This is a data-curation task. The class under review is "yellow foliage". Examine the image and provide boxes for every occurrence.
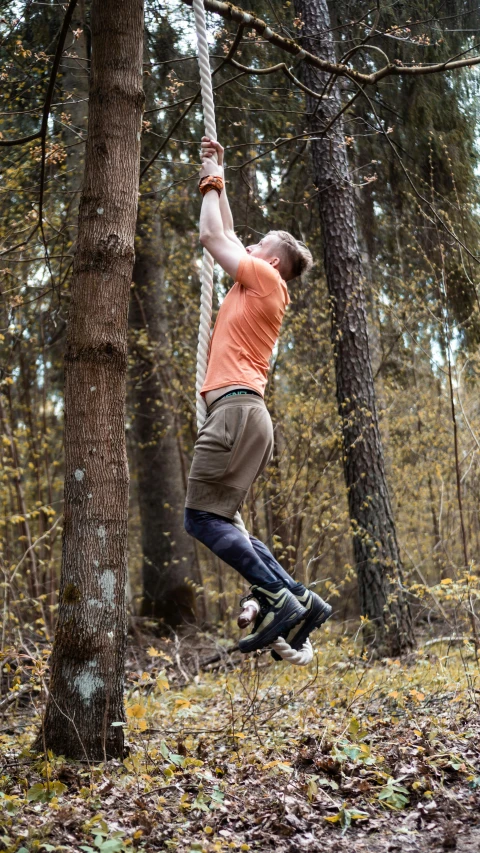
[126,703,146,719]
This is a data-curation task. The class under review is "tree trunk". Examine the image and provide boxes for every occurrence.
[129,200,198,624]
[37,0,144,760]
[295,0,415,655]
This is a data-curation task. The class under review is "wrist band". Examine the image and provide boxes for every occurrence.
[199,175,224,197]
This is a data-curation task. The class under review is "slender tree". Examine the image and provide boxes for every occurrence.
[294,0,415,655]
[37,0,144,759]
[126,23,200,624]
[130,198,198,623]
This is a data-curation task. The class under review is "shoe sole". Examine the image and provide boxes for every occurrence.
[238,601,308,654]
[271,600,332,661]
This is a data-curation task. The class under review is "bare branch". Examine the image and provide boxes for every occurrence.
[230,87,364,172]
[228,56,329,100]
[181,0,480,85]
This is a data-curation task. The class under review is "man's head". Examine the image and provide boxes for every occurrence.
[245,231,313,282]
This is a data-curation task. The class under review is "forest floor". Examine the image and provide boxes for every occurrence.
[1,622,480,853]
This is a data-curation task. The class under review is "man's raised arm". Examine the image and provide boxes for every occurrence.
[199,139,247,281]
[201,137,245,249]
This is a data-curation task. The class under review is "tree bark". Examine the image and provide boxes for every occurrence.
[129,200,198,624]
[37,0,144,759]
[295,0,415,655]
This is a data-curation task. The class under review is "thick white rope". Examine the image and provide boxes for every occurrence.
[192,0,218,432]
[272,636,314,666]
[192,0,312,665]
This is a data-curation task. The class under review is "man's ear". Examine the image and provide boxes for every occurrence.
[269,257,280,270]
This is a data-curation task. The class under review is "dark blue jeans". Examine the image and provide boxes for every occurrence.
[184,508,305,593]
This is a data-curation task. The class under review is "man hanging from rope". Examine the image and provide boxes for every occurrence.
[184,137,332,655]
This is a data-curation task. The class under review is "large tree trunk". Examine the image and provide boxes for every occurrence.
[295,0,415,655]
[37,0,144,760]
[129,200,198,624]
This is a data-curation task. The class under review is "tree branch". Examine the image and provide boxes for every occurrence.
[181,0,480,85]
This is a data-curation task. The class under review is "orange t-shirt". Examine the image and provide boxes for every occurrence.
[201,254,290,398]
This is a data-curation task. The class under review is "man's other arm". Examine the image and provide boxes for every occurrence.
[220,182,245,249]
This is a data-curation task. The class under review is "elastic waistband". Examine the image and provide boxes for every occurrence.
[212,388,262,405]
[207,392,266,415]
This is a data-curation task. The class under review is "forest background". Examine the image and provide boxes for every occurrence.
[2,0,480,851]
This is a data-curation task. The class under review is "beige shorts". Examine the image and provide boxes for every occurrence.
[185,394,274,519]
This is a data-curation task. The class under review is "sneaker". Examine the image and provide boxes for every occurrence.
[238,585,308,654]
[271,588,332,661]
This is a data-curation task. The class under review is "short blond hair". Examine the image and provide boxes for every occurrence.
[267,230,314,281]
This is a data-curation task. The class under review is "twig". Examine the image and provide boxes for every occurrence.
[0,683,32,712]
[424,636,466,647]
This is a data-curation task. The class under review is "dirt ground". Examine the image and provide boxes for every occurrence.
[1,623,480,852]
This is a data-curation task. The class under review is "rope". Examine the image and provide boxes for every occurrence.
[192,0,217,432]
[272,636,314,666]
[192,0,312,666]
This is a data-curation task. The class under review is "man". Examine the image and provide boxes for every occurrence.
[184,137,331,655]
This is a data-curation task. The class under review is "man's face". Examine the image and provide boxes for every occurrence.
[245,235,280,269]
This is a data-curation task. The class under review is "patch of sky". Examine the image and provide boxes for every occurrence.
[36,357,52,389]
[266,164,282,196]
[256,171,270,197]
[48,392,63,419]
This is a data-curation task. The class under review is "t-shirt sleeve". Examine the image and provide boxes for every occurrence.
[236,255,282,297]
